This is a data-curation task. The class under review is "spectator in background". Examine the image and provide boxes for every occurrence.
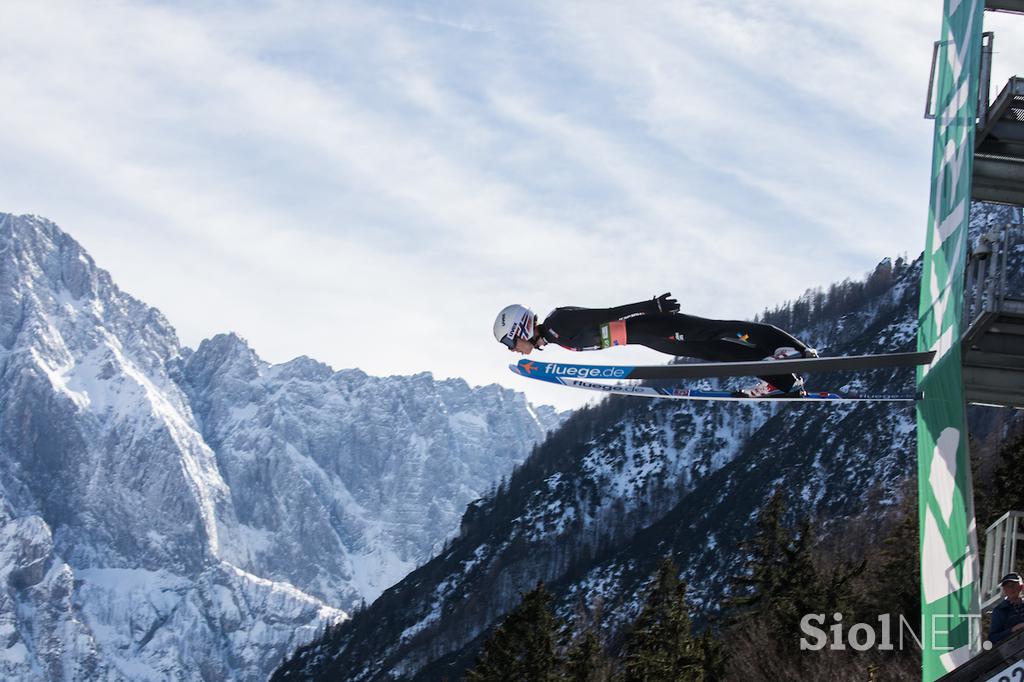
[989,573,1024,645]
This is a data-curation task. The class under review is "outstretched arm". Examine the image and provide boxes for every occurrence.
[541,294,680,346]
[601,293,680,321]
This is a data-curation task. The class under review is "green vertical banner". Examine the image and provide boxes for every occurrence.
[917,0,985,679]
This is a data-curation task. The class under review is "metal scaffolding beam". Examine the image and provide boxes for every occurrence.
[973,77,1024,205]
[986,0,1024,14]
[962,224,1024,409]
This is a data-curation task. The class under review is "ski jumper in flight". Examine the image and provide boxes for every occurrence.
[493,293,818,397]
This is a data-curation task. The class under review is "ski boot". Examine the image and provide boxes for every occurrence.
[771,346,819,360]
[736,376,806,398]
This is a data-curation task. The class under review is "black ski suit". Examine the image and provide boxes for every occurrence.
[537,300,808,391]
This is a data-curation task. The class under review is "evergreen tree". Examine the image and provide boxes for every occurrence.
[561,597,611,682]
[727,491,808,620]
[619,558,699,682]
[727,490,863,660]
[693,629,727,682]
[861,484,919,633]
[466,582,563,682]
[563,628,609,682]
[988,433,1024,528]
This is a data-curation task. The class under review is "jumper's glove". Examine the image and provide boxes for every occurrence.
[654,292,680,314]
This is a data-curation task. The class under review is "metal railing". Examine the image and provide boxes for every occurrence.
[978,32,995,129]
[925,32,994,122]
[982,511,1024,609]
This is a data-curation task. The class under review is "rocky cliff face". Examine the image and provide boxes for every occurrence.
[0,213,560,681]
[178,331,562,606]
[273,203,1023,681]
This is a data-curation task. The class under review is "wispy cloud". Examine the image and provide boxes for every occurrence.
[0,0,1014,409]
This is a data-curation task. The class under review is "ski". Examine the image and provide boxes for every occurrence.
[511,350,933,382]
[509,363,920,402]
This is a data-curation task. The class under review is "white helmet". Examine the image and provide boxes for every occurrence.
[493,304,536,350]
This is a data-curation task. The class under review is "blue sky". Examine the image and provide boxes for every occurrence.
[1,1,1021,410]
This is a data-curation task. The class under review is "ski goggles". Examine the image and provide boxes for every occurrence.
[500,320,530,350]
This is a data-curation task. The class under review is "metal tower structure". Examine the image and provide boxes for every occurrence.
[920,1,1023,680]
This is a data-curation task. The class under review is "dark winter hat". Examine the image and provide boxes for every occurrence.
[1000,573,1023,585]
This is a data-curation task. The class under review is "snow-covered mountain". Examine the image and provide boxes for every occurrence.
[0,213,562,681]
[274,204,1023,681]
[179,332,563,605]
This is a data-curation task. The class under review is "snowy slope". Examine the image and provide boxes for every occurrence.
[0,213,561,681]
[275,203,1023,681]
[179,332,562,606]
